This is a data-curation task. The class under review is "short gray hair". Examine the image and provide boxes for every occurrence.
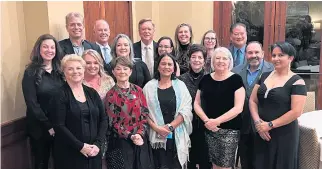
[211,47,234,71]
[65,12,84,25]
[110,34,135,62]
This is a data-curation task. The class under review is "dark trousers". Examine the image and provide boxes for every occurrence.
[29,134,53,169]
[239,133,254,169]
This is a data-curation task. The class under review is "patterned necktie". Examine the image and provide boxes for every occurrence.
[235,49,241,67]
[145,46,153,77]
[103,47,111,64]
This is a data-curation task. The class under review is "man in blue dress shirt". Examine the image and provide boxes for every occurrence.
[229,23,248,67]
[232,41,274,169]
[93,19,113,76]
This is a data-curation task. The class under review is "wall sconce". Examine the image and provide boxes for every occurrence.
[312,21,321,30]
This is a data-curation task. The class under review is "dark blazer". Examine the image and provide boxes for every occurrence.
[59,38,113,76]
[232,60,274,134]
[228,44,248,67]
[133,40,158,61]
[50,83,108,169]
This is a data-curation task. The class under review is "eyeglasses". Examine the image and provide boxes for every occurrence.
[204,37,216,42]
[158,45,171,49]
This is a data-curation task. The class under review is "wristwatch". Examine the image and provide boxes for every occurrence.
[268,121,274,128]
[167,124,174,132]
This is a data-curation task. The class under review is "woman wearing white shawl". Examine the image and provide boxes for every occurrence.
[143,53,193,169]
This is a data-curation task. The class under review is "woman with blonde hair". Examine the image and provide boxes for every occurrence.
[194,47,245,169]
[174,23,194,74]
[82,49,115,100]
[51,54,108,169]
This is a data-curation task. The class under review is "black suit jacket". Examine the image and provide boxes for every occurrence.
[59,38,113,76]
[133,41,158,60]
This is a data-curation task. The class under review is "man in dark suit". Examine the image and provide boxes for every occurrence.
[229,23,248,67]
[59,12,102,58]
[93,19,113,76]
[232,41,274,169]
[133,18,158,77]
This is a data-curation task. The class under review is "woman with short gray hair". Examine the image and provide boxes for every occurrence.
[194,47,245,169]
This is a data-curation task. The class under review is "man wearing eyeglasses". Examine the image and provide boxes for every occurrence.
[133,18,158,77]
[229,23,248,67]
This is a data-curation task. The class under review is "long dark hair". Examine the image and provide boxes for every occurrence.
[26,34,63,85]
[154,53,177,80]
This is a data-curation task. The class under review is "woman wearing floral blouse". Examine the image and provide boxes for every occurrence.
[104,56,154,169]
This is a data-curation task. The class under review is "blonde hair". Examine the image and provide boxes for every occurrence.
[211,47,234,71]
[138,18,155,29]
[65,12,84,25]
[82,49,109,77]
[61,54,86,71]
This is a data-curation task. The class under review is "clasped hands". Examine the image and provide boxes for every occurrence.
[80,143,100,157]
[204,118,221,132]
[156,125,171,139]
[255,120,271,141]
[130,134,144,146]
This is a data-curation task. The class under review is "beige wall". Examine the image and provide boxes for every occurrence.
[1,1,83,123]
[1,1,28,123]
[132,1,214,44]
[1,1,212,123]
[47,1,84,40]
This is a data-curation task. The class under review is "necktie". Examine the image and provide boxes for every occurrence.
[235,49,241,67]
[103,47,111,64]
[145,46,153,77]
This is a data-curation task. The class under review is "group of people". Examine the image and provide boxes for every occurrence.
[22,11,308,169]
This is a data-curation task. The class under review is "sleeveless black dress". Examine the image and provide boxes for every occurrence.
[254,72,307,169]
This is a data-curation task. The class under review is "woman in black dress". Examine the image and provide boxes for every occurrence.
[174,23,193,74]
[194,47,245,169]
[249,42,307,169]
[178,44,211,169]
[22,34,64,169]
[51,54,108,169]
[143,53,193,169]
[110,34,151,88]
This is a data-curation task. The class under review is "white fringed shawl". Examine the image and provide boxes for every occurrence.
[143,79,193,169]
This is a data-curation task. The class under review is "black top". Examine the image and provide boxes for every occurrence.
[176,44,191,74]
[78,101,90,123]
[50,83,108,169]
[198,73,244,130]
[257,72,307,122]
[158,86,176,124]
[22,68,64,139]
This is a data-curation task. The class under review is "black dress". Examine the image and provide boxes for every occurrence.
[153,86,181,169]
[51,83,108,169]
[179,70,211,169]
[254,72,307,169]
[198,73,244,167]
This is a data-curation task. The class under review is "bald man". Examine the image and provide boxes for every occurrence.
[93,19,113,75]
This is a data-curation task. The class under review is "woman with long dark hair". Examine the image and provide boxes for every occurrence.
[22,34,64,169]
